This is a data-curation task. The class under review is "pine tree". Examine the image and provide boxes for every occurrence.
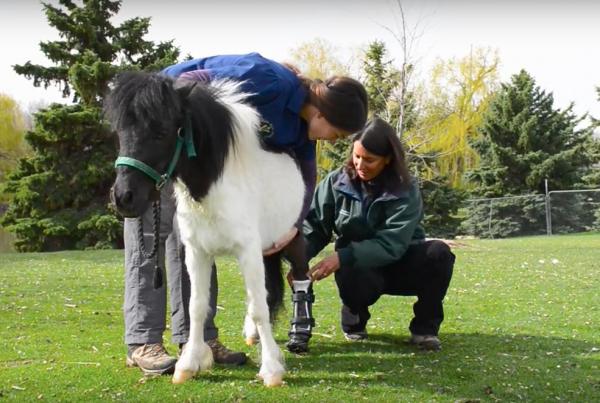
[469,70,596,195]
[462,70,599,237]
[1,0,179,251]
[363,41,400,117]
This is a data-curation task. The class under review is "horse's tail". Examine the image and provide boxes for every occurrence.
[263,252,285,321]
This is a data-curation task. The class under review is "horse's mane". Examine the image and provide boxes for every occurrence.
[105,71,244,201]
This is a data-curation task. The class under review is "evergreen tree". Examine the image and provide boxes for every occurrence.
[1,0,179,251]
[363,41,400,117]
[462,70,599,237]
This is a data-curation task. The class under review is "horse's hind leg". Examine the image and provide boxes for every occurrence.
[238,244,285,387]
[172,246,214,384]
[284,233,314,354]
[285,231,310,281]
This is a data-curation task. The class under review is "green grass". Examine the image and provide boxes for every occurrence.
[1,234,598,402]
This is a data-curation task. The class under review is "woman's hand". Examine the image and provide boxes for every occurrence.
[309,253,340,281]
[263,228,298,256]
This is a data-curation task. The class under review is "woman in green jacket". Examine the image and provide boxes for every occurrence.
[304,118,455,350]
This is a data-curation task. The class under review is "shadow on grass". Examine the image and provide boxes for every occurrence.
[155,332,598,401]
[278,332,599,400]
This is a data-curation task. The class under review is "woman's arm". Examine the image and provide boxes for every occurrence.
[303,171,338,260]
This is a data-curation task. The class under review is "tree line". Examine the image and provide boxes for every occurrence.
[1,0,599,251]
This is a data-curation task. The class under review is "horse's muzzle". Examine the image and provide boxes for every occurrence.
[111,181,153,218]
[112,187,139,218]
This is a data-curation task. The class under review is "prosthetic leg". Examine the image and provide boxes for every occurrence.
[283,233,314,354]
[287,279,314,353]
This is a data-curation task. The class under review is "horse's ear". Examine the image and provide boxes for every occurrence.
[173,78,196,102]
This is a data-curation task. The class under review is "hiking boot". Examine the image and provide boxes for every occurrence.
[410,334,442,351]
[343,330,368,341]
[126,343,177,375]
[206,339,247,365]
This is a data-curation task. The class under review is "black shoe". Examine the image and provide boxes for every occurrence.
[286,290,315,354]
[343,330,368,342]
[409,334,441,351]
[341,305,370,339]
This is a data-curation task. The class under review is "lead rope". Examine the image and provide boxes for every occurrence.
[136,199,163,289]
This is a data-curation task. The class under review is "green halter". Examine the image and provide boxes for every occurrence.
[114,113,197,190]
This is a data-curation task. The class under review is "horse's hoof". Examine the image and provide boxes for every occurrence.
[172,369,195,384]
[245,337,258,346]
[262,374,283,387]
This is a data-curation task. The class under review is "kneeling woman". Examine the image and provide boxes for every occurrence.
[304,118,455,350]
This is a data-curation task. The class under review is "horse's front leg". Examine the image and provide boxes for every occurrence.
[238,244,285,387]
[172,246,214,384]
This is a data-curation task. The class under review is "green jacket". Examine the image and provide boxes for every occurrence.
[303,168,426,271]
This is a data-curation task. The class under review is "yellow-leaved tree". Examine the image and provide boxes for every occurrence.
[409,48,499,188]
[0,94,29,200]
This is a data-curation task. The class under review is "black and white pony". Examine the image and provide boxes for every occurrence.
[106,72,307,386]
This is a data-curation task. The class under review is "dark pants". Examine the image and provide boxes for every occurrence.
[334,240,455,336]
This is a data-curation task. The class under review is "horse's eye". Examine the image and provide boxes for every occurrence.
[148,122,169,141]
[151,129,170,141]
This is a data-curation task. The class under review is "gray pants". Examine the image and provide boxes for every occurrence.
[123,182,218,345]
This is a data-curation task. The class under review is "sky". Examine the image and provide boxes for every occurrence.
[1,0,599,121]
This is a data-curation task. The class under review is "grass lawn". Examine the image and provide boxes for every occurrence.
[0,233,598,402]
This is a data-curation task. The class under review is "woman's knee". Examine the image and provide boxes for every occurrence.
[426,240,455,276]
[334,267,383,307]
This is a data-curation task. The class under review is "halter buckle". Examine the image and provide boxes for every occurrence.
[156,175,168,191]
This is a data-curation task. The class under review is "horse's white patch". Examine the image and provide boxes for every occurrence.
[172,79,304,386]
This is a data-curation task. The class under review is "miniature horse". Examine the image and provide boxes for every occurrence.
[106,72,309,386]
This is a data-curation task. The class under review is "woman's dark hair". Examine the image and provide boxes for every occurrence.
[345,117,411,191]
[282,63,368,133]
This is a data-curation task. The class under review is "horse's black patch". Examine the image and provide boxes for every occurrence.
[105,71,236,205]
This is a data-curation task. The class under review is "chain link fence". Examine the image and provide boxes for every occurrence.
[459,189,600,238]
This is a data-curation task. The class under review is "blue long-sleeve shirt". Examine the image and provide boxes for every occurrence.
[162,52,315,161]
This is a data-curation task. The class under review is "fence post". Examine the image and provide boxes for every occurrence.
[545,179,552,235]
[488,199,494,239]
